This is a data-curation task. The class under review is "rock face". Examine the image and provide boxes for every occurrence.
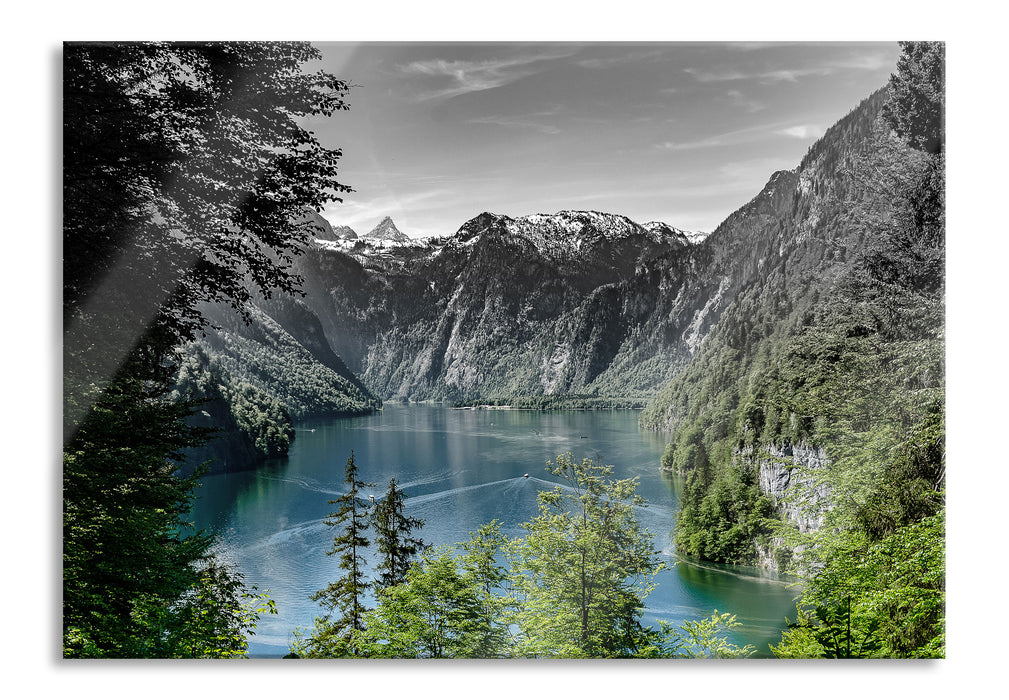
[364,216,411,243]
[332,225,358,240]
[748,442,833,572]
[291,209,712,401]
[757,442,832,534]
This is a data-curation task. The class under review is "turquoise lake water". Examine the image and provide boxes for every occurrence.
[191,404,799,657]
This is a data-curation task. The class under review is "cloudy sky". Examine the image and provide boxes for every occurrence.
[303,42,901,238]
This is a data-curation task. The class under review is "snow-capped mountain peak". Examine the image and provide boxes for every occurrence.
[364,216,411,243]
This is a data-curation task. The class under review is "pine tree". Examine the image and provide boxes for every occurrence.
[372,477,426,590]
[308,451,375,655]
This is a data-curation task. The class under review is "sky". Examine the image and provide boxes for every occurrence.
[303,42,902,238]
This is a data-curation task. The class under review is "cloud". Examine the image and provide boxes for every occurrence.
[684,50,894,85]
[653,120,776,152]
[726,89,765,113]
[654,136,727,152]
[466,106,563,135]
[654,116,826,153]
[573,48,664,70]
[322,186,455,236]
[685,66,822,84]
[776,124,824,139]
[467,115,561,135]
[398,49,575,101]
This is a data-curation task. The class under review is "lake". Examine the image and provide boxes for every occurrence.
[191,404,799,657]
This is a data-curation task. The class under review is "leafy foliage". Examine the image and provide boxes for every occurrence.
[63,41,348,657]
[64,42,351,405]
[505,454,664,658]
[641,611,756,659]
[355,544,509,658]
[62,368,275,657]
[641,43,945,658]
[290,457,755,659]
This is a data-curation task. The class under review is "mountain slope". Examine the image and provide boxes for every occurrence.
[364,216,411,243]
[293,209,709,402]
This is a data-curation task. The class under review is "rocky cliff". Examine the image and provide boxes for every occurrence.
[288,204,806,403]
[757,442,832,533]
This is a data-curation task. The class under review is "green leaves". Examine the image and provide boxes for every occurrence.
[506,454,663,658]
[359,548,502,659]
[63,370,274,658]
[648,611,756,659]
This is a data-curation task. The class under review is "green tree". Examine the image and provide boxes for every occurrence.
[639,611,756,659]
[506,454,664,658]
[62,371,275,657]
[882,41,945,154]
[771,41,945,658]
[356,547,504,658]
[372,477,426,590]
[63,41,351,657]
[306,451,375,656]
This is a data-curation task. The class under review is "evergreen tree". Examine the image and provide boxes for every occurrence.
[882,41,944,154]
[307,451,375,656]
[770,41,945,658]
[372,477,426,590]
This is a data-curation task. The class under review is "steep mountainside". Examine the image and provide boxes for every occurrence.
[364,216,411,242]
[197,298,381,419]
[639,76,943,598]
[640,89,888,432]
[172,295,382,471]
[291,93,883,407]
[293,209,714,401]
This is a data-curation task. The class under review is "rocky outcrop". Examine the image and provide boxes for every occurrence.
[747,442,833,572]
[757,442,832,533]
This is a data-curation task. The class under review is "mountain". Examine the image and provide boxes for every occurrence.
[189,89,895,455]
[289,209,710,402]
[287,116,882,407]
[364,216,411,243]
[332,225,358,240]
[173,294,382,472]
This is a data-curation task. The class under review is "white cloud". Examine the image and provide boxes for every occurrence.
[398,49,575,101]
[322,187,455,237]
[573,49,664,70]
[684,50,894,85]
[467,115,561,134]
[685,66,822,84]
[726,89,765,113]
[776,124,824,139]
